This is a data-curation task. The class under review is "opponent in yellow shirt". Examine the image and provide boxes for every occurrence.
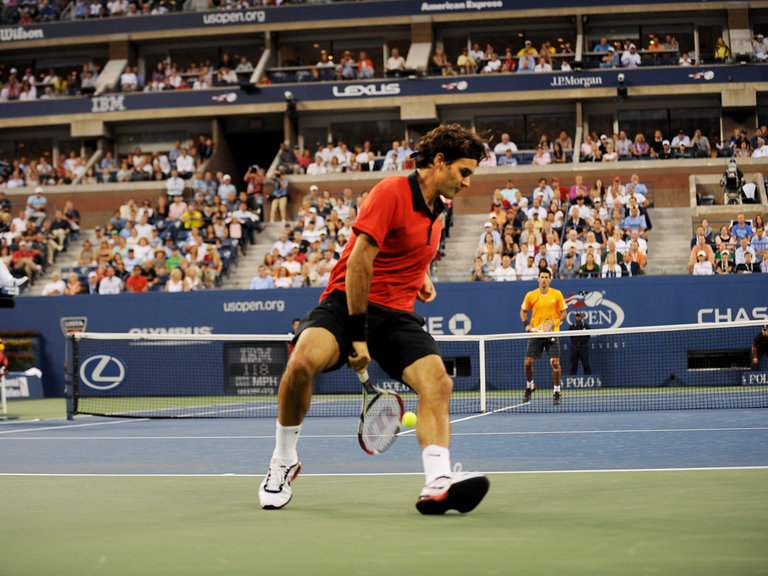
[519,268,567,405]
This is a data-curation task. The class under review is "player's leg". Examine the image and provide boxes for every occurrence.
[524,338,542,402]
[261,319,343,510]
[401,354,489,515]
[402,353,452,449]
[371,310,488,514]
[277,327,340,425]
[550,347,562,406]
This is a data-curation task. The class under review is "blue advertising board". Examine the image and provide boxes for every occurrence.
[1,274,766,397]
[0,0,695,44]
[1,65,766,121]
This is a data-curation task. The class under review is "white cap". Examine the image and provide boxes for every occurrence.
[309,185,319,192]
[223,174,231,181]
[698,250,706,257]
[484,221,493,227]
[663,140,670,146]
[34,186,43,193]
[309,207,317,213]
[600,134,608,140]
[630,43,636,49]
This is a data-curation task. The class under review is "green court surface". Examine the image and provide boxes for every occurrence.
[1,469,766,576]
[1,398,65,421]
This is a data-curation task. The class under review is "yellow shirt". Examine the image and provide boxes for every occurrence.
[521,288,567,331]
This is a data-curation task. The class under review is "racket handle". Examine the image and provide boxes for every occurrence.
[357,370,369,383]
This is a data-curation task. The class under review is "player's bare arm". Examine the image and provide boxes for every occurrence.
[346,232,379,372]
[417,272,437,303]
[521,307,532,332]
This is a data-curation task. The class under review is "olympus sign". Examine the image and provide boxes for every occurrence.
[332,83,401,98]
[79,355,126,391]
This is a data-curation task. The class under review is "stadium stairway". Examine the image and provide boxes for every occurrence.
[645,207,691,276]
[23,231,93,296]
[432,213,489,283]
[219,223,284,290]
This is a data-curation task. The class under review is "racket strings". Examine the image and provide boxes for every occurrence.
[360,395,402,453]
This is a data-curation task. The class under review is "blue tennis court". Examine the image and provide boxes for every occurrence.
[2,408,766,475]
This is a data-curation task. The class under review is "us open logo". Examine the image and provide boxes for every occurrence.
[565,291,625,329]
[79,355,126,391]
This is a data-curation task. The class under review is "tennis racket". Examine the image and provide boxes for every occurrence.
[532,317,556,333]
[357,370,405,455]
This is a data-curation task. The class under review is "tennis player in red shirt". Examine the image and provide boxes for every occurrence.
[260,124,490,514]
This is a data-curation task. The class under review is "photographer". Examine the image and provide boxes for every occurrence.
[269,170,289,224]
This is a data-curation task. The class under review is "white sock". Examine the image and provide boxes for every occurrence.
[422,444,451,484]
[526,381,534,389]
[271,421,302,465]
[554,385,561,393]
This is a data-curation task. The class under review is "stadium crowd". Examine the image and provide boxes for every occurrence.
[5,27,768,102]
[0,135,213,187]
[688,213,768,275]
[470,172,654,281]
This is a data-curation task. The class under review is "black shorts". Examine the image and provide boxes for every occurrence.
[294,290,440,382]
[525,335,561,360]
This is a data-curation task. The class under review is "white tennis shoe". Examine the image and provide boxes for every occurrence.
[416,463,489,515]
[259,458,302,510]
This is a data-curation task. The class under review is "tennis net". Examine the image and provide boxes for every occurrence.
[66,320,768,419]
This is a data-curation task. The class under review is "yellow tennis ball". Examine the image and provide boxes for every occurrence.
[402,411,417,428]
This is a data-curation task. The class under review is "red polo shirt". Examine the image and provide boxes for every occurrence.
[321,172,443,312]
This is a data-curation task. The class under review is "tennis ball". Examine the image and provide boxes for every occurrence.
[402,411,417,428]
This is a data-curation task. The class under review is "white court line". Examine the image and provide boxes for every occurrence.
[0,418,149,435]
[1,466,767,478]
[3,427,767,441]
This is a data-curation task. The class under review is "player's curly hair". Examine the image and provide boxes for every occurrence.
[413,123,488,168]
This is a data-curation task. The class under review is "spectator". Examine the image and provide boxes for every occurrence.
[386,47,406,75]
[621,43,642,67]
[165,267,188,292]
[750,224,768,264]
[270,171,290,224]
[731,213,753,242]
[715,249,734,274]
[41,271,66,296]
[470,256,489,281]
[559,250,579,279]
[98,265,122,294]
[491,253,517,281]
[601,252,623,277]
[734,236,756,265]
[630,133,651,157]
[736,251,759,274]
[25,186,48,227]
[624,240,646,275]
[126,265,149,292]
[688,232,716,273]
[175,148,195,179]
[64,272,84,295]
[714,37,730,63]
[166,168,185,199]
[250,265,275,289]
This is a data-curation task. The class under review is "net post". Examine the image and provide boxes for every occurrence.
[65,334,76,420]
[479,336,486,413]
